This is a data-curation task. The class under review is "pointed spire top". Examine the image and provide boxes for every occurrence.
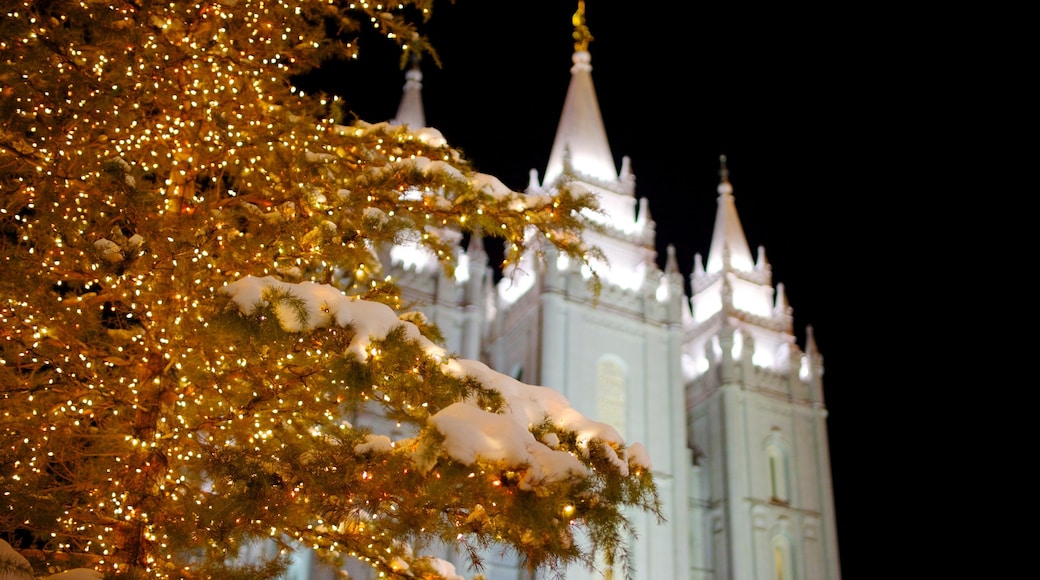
[693,251,705,276]
[775,281,790,312]
[664,243,681,276]
[756,245,769,271]
[718,154,733,196]
[806,324,819,355]
[572,1,593,52]
[466,232,486,258]
[391,53,425,129]
[526,168,540,193]
[636,197,651,227]
[705,155,755,273]
[542,1,616,187]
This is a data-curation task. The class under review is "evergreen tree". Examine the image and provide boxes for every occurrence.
[0,1,660,578]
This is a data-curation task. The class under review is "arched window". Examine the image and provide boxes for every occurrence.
[764,433,791,504]
[596,356,627,437]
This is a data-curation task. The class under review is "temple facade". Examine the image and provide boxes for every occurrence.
[297,4,841,579]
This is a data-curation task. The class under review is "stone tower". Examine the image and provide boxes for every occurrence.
[355,4,842,579]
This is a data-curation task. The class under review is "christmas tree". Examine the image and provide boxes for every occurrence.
[0,1,661,578]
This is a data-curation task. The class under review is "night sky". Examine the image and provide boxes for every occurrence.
[303,2,928,577]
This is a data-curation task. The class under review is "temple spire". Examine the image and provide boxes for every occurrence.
[391,54,425,129]
[705,154,755,274]
[664,243,681,276]
[543,1,617,187]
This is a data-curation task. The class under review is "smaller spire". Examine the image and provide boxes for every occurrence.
[774,281,790,314]
[636,197,651,228]
[620,155,632,179]
[806,324,819,356]
[620,155,635,195]
[572,0,593,52]
[391,54,425,129]
[664,244,681,276]
[466,233,487,260]
[526,168,540,193]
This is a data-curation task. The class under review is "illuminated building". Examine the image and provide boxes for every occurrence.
[309,5,841,580]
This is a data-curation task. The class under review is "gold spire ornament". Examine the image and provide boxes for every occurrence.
[572,0,593,51]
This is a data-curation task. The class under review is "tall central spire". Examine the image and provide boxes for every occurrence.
[542,1,617,187]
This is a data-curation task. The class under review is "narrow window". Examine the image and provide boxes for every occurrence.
[770,454,780,499]
[596,356,626,437]
[766,444,789,503]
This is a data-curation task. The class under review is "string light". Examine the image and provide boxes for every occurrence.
[1,0,650,577]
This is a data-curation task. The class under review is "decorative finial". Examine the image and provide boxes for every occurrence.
[717,154,733,195]
[404,52,422,83]
[572,1,593,52]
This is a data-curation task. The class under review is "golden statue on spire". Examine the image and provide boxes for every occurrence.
[572,0,593,52]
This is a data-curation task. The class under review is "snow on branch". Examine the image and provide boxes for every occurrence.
[221,275,652,484]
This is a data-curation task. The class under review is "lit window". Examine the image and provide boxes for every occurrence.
[772,535,794,580]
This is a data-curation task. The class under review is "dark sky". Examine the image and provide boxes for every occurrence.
[308,2,931,577]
